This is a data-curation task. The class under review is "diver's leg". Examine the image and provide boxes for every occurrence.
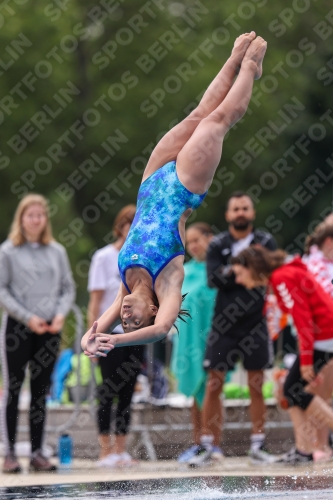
[176,36,267,194]
[142,32,256,182]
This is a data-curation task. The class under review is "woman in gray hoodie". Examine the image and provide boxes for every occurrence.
[0,194,75,473]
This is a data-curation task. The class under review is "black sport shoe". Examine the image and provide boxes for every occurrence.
[276,447,313,465]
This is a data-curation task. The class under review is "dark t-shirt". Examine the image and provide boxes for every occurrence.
[206,229,277,336]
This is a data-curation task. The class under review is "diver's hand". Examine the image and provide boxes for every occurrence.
[84,321,115,358]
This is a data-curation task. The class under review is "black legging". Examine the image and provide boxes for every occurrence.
[2,316,60,453]
[284,349,333,410]
[97,337,144,435]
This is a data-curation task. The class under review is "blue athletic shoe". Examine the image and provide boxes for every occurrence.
[188,445,224,467]
[177,445,201,463]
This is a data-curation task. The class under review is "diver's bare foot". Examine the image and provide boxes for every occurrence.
[230,32,256,67]
[242,36,267,80]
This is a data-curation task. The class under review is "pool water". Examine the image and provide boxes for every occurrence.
[2,476,333,500]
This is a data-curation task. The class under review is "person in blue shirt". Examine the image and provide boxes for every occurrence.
[81,33,268,357]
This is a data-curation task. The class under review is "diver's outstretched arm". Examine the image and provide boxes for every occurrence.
[85,323,168,357]
[84,292,181,354]
[81,282,126,352]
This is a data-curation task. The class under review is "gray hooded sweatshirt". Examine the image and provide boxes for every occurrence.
[0,239,76,326]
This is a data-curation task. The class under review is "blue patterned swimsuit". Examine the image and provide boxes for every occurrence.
[118,161,207,292]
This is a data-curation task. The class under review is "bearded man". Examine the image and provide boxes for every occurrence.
[188,191,277,466]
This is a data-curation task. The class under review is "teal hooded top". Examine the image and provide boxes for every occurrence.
[171,259,216,407]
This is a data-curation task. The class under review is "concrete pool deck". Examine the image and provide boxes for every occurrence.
[1,458,333,487]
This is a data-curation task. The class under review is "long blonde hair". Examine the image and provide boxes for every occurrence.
[8,194,54,246]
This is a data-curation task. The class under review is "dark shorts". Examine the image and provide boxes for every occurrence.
[283,349,333,410]
[203,328,272,372]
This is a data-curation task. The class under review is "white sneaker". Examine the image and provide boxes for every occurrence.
[249,445,277,465]
[118,452,137,467]
[96,453,121,468]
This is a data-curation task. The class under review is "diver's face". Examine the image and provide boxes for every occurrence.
[121,295,157,332]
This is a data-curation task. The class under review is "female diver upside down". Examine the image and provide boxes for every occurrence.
[81,33,267,357]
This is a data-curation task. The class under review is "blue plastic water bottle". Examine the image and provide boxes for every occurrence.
[58,434,73,466]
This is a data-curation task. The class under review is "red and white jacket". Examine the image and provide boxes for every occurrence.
[268,256,333,366]
[303,246,333,297]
